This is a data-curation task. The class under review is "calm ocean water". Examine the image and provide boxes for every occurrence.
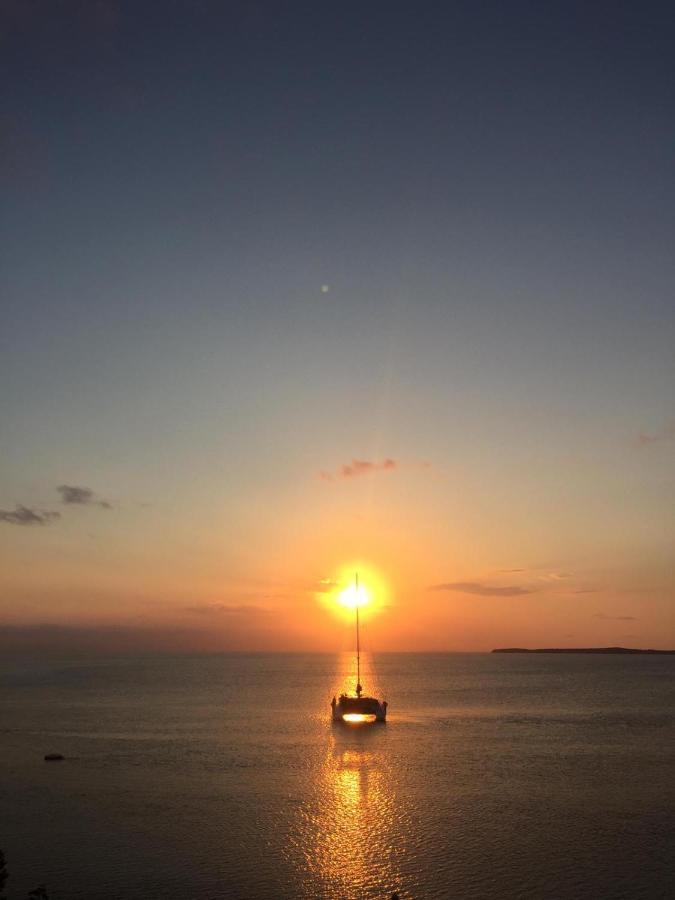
[1,652,674,899]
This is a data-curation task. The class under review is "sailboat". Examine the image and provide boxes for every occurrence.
[331,573,388,723]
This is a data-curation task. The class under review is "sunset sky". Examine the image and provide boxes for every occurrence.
[2,1,674,652]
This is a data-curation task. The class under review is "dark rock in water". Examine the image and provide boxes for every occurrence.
[44,753,64,761]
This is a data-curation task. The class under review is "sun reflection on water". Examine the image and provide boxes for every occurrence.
[299,738,408,898]
[288,654,409,898]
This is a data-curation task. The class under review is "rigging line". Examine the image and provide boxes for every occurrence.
[355,571,360,692]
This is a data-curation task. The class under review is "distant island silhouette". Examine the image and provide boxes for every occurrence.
[492,647,675,654]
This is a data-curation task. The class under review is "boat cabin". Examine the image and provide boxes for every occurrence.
[331,693,387,723]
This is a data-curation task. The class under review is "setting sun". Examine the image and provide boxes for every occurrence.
[317,563,390,622]
[338,581,370,609]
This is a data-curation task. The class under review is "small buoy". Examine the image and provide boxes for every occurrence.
[44,753,64,761]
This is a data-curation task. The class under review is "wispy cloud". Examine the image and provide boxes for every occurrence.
[637,420,675,447]
[593,613,637,621]
[538,571,573,582]
[57,484,112,509]
[496,568,572,581]
[315,577,340,593]
[430,581,534,597]
[0,505,60,526]
[320,458,397,481]
[184,603,271,616]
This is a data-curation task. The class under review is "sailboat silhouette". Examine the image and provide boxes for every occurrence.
[330,573,388,723]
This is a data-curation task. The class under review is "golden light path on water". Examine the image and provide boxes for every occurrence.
[288,652,412,899]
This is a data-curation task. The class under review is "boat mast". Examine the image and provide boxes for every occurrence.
[355,572,362,696]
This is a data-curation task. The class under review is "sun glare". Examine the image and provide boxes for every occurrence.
[316,563,389,621]
[338,584,370,609]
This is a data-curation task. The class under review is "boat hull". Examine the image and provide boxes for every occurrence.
[331,696,387,723]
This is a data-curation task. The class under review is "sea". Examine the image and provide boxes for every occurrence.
[1,652,674,899]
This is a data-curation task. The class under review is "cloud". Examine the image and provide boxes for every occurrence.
[0,504,60,526]
[496,568,572,581]
[57,484,111,509]
[315,578,340,593]
[593,613,637,621]
[637,421,675,447]
[0,621,283,656]
[430,581,534,597]
[320,458,397,481]
[183,603,271,616]
[538,571,573,582]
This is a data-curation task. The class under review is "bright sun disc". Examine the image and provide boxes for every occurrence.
[337,584,370,609]
[316,562,388,621]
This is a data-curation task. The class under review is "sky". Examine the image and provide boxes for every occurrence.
[1,0,674,653]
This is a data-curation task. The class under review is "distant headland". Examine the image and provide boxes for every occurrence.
[492,647,675,654]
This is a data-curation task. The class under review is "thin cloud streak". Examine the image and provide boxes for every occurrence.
[57,484,112,509]
[0,623,272,655]
[637,421,675,447]
[430,581,534,597]
[0,505,60,526]
[183,603,272,616]
[315,578,340,593]
[594,613,637,621]
[320,458,397,481]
